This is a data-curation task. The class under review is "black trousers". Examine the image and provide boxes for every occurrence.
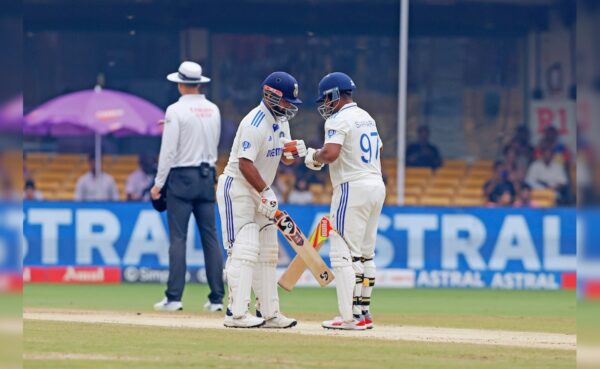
[165,166,224,304]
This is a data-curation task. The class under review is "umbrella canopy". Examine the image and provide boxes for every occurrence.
[24,87,164,137]
[0,95,23,134]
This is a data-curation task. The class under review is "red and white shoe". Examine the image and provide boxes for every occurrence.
[322,317,366,330]
[361,313,374,329]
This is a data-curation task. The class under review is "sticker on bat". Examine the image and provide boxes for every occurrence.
[320,271,330,281]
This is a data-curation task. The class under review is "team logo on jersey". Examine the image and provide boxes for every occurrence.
[272,124,279,132]
[279,132,285,138]
[327,129,336,138]
[242,141,251,151]
[293,83,299,98]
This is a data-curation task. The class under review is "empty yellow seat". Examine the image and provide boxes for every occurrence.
[453,197,484,206]
[419,196,451,206]
[425,187,455,196]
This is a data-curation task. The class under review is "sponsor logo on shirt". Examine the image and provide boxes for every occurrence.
[327,129,336,138]
[268,136,273,142]
[354,120,375,128]
[279,132,285,138]
[242,141,251,151]
[266,147,283,157]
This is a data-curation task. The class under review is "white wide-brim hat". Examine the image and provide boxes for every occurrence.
[167,61,211,84]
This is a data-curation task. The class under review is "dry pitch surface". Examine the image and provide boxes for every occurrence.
[25,308,574,351]
[24,284,576,369]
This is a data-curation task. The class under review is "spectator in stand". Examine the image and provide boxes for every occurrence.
[526,147,568,201]
[534,126,572,167]
[74,154,119,201]
[288,179,314,204]
[406,125,443,169]
[483,161,515,204]
[514,183,533,207]
[125,155,156,201]
[493,187,515,207]
[503,144,527,185]
[23,179,43,200]
[505,125,534,167]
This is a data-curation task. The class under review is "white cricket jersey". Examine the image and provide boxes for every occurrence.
[223,102,290,188]
[155,94,221,188]
[324,102,383,187]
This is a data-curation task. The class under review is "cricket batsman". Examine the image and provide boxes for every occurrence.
[216,72,305,328]
[304,72,385,330]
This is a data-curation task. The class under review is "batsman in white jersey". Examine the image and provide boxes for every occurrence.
[217,72,307,328]
[305,72,386,330]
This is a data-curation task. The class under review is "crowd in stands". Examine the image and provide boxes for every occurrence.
[402,122,574,207]
[21,122,575,208]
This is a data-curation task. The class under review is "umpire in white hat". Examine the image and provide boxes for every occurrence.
[151,61,225,312]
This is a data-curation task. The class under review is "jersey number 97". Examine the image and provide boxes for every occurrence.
[360,131,380,164]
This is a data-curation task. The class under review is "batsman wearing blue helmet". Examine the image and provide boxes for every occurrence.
[305,72,386,330]
[217,72,306,328]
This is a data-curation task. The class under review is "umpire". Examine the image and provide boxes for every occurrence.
[151,61,225,312]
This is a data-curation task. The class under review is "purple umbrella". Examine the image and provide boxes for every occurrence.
[24,87,164,136]
[24,87,165,194]
[0,95,23,134]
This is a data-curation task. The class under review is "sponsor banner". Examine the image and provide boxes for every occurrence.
[23,202,576,290]
[24,266,121,284]
[561,272,576,290]
[416,270,561,290]
[0,273,22,292]
[529,100,576,150]
[121,266,208,284]
[288,268,416,288]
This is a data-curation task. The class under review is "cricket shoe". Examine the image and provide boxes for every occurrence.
[322,317,366,330]
[224,309,265,328]
[257,311,297,329]
[203,301,224,312]
[361,313,374,329]
[153,298,183,312]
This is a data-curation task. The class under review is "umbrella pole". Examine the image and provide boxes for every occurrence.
[95,132,102,198]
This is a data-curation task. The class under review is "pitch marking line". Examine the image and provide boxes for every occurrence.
[24,309,575,351]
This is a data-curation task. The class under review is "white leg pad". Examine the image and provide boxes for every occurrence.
[352,257,364,317]
[253,225,280,319]
[362,257,376,314]
[227,223,259,318]
[329,232,354,321]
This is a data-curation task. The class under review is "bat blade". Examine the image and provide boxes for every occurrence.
[278,216,332,291]
[275,211,334,289]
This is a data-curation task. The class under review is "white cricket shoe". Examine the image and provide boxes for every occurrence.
[322,316,366,330]
[153,298,183,312]
[224,311,265,328]
[203,301,224,312]
[261,313,297,329]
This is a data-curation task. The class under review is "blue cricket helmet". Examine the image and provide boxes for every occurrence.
[316,72,356,102]
[262,71,302,105]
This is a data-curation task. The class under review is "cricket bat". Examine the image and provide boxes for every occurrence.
[274,210,334,288]
[278,216,332,291]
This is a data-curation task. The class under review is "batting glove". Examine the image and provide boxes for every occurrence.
[281,138,307,160]
[305,148,324,171]
[258,186,279,219]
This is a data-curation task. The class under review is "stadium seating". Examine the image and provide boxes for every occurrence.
[24,153,558,208]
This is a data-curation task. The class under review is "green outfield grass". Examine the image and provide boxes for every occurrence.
[24,284,575,333]
[23,284,576,369]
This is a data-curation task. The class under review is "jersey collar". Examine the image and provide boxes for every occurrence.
[338,102,357,113]
[179,94,205,101]
[259,101,277,125]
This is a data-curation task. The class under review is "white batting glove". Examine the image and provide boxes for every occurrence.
[305,148,324,171]
[258,186,279,219]
[281,138,307,160]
